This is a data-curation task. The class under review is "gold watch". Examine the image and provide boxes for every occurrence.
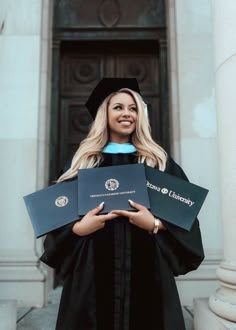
[153,217,161,234]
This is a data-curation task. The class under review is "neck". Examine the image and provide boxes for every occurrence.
[109,141,129,144]
[109,137,130,144]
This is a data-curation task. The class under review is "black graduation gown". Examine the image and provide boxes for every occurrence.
[40,153,204,330]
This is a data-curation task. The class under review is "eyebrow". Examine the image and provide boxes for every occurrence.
[113,103,136,106]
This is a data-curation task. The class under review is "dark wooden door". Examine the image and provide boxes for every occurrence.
[56,40,162,178]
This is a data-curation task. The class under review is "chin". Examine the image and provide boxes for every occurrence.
[120,131,134,138]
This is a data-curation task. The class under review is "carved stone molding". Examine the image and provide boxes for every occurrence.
[209,261,236,322]
[98,0,120,27]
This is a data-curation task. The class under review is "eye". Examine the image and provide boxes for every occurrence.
[113,105,122,110]
[130,107,137,112]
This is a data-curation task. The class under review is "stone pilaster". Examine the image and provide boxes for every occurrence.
[0,0,53,307]
[208,0,236,321]
[194,1,236,327]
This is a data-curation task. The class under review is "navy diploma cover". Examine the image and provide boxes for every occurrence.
[23,179,78,238]
[23,163,208,238]
[145,166,209,231]
[78,164,150,216]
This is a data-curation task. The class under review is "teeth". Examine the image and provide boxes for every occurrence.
[119,121,132,125]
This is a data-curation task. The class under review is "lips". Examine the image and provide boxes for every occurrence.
[118,120,133,125]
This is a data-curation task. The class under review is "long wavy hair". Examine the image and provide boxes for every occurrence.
[57,88,167,182]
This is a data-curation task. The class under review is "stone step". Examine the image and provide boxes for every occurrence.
[0,299,17,330]
[16,287,193,329]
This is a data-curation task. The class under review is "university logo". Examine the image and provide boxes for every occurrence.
[105,178,119,191]
[55,196,69,207]
[161,188,169,194]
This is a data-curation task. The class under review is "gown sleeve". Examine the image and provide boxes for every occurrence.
[154,156,205,276]
[40,221,91,280]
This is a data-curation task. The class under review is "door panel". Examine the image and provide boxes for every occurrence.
[60,99,92,168]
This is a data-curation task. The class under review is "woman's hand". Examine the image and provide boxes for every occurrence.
[72,202,119,236]
[111,200,166,233]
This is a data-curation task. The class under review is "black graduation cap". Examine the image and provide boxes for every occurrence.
[85,78,140,119]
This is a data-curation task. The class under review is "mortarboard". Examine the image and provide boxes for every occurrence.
[85,78,140,119]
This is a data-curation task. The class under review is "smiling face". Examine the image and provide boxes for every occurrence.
[107,92,137,143]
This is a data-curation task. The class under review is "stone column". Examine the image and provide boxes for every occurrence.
[209,0,236,323]
[194,1,236,328]
[0,0,53,307]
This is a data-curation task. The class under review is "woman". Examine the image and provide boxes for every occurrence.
[41,78,204,330]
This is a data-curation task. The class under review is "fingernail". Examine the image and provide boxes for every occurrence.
[99,201,105,207]
[128,199,134,204]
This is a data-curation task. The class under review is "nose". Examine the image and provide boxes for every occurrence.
[122,107,131,116]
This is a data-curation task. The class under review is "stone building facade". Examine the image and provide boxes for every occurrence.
[0,1,235,328]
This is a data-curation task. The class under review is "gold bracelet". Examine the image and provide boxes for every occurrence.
[153,217,161,234]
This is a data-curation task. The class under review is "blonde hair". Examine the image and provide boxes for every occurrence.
[57,88,167,182]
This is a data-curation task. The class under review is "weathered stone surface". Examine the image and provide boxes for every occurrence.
[0,300,17,330]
